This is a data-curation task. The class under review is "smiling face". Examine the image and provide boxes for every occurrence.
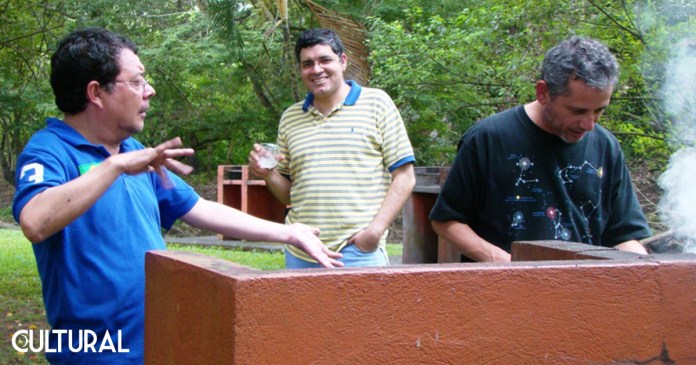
[102,48,156,137]
[298,44,347,102]
[537,78,613,143]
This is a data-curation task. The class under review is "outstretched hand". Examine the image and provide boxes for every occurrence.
[110,137,195,186]
[286,223,343,268]
[151,137,195,174]
[150,137,195,188]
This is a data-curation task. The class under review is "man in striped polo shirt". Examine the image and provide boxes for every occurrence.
[249,28,416,268]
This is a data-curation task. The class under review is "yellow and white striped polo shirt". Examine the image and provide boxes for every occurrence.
[278,81,415,262]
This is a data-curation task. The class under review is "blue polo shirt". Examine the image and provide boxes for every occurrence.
[13,118,199,364]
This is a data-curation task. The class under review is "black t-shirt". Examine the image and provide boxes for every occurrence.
[430,105,651,253]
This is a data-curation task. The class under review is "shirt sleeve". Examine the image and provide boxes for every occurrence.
[13,145,70,223]
[155,170,200,230]
[601,152,652,245]
[376,90,415,171]
[276,112,291,177]
[429,136,482,224]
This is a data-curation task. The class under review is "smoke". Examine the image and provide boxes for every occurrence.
[657,41,696,253]
[658,148,696,252]
[661,42,696,146]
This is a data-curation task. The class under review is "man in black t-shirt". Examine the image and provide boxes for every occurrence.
[429,36,651,262]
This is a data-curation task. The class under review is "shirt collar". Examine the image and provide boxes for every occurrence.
[302,80,362,112]
[45,117,132,154]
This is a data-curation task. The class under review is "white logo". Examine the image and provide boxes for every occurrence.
[11,329,130,353]
[20,163,45,184]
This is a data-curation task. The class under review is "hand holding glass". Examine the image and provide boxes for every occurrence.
[259,143,280,169]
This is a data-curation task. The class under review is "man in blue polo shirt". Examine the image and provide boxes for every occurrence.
[13,27,342,364]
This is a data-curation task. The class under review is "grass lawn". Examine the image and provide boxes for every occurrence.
[1,229,46,365]
[0,228,401,364]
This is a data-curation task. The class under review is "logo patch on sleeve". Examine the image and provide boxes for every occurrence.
[19,163,45,184]
[78,162,100,175]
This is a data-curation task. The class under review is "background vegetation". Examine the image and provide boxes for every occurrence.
[2,0,694,179]
[1,1,695,232]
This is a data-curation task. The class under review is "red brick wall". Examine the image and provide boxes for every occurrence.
[145,247,696,364]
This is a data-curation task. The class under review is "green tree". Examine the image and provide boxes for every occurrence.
[0,0,277,179]
[366,0,694,167]
[194,0,329,166]
[0,0,65,183]
[3,0,694,185]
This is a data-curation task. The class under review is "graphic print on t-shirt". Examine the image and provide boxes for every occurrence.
[505,154,604,244]
[514,156,539,186]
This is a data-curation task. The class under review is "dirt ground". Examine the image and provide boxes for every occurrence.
[628,162,667,233]
[0,179,15,227]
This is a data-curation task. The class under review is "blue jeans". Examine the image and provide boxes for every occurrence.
[285,243,388,269]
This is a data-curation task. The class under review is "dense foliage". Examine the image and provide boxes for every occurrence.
[368,0,694,167]
[1,0,694,184]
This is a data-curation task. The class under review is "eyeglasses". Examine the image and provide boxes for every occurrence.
[113,79,151,92]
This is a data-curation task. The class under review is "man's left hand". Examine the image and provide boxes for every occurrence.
[349,227,382,253]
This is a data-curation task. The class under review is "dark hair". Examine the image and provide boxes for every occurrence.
[541,36,619,97]
[294,28,344,63]
[50,27,137,114]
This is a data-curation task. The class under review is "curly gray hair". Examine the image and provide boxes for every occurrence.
[541,36,619,96]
